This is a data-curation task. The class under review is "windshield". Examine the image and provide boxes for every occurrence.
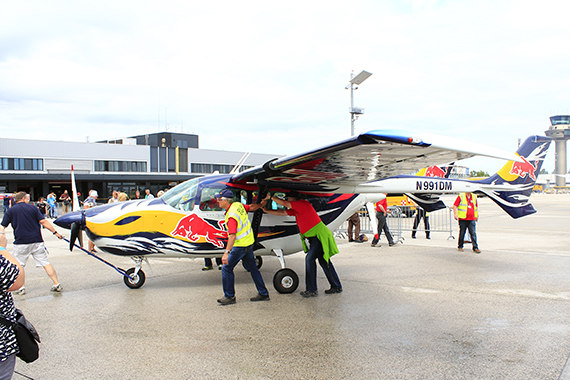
[162,178,200,211]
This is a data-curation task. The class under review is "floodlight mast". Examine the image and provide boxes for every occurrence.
[347,70,372,136]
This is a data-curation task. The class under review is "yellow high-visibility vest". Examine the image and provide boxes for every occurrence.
[225,202,255,247]
[457,193,478,219]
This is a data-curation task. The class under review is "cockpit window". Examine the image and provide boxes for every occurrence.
[162,178,199,211]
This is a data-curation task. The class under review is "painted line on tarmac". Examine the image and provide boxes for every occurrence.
[560,354,570,380]
[493,289,570,301]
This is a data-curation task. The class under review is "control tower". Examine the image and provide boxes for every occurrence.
[545,115,570,186]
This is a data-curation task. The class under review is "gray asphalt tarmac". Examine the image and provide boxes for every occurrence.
[5,194,570,379]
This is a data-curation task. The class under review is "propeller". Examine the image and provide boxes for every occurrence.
[69,222,80,251]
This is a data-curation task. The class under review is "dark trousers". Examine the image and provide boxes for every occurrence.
[372,212,394,245]
[204,257,222,267]
[305,236,342,292]
[412,209,430,238]
[458,220,478,250]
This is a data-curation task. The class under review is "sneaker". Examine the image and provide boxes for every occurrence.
[50,284,63,292]
[389,242,396,247]
[371,242,380,247]
[348,239,354,242]
[13,287,25,295]
[458,248,464,252]
[473,248,481,254]
[324,287,343,294]
[202,266,213,271]
[300,290,318,298]
[411,235,416,239]
[250,294,270,302]
[217,296,236,305]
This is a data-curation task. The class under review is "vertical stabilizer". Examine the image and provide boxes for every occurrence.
[476,135,551,218]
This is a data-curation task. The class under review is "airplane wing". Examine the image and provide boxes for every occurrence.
[231,129,521,191]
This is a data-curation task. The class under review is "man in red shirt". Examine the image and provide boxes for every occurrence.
[265,192,342,297]
[370,196,395,247]
[452,192,480,253]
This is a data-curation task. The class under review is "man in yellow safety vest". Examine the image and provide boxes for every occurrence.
[452,192,481,254]
[215,189,270,305]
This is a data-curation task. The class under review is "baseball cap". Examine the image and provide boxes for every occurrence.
[214,189,234,199]
[89,190,98,197]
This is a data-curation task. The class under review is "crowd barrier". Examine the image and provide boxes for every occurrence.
[335,205,456,243]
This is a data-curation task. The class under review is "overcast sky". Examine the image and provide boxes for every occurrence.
[1,0,568,173]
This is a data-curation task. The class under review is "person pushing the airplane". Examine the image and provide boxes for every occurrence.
[215,189,270,305]
[264,191,342,297]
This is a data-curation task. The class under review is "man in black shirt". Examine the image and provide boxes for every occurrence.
[0,192,63,294]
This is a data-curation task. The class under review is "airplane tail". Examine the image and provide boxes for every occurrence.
[475,135,551,218]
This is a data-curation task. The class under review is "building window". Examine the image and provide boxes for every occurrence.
[190,163,253,174]
[0,158,44,171]
[94,160,147,172]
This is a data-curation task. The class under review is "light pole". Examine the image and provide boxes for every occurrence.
[346,70,372,136]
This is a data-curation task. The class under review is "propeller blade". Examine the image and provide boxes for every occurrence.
[70,222,80,251]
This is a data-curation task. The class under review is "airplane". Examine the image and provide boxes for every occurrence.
[54,130,550,293]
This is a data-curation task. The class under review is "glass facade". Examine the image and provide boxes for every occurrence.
[0,158,43,171]
[94,160,147,172]
[190,163,252,174]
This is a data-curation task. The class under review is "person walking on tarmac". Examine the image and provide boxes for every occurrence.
[452,192,481,254]
[0,191,63,294]
[264,191,342,297]
[215,189,270,305]
[370,195,396,247]
[411,206,430,239]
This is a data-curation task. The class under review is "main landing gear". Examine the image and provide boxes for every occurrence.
[271,249,299,294]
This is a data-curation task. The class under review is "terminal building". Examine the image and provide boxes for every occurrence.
[0,132,279,201]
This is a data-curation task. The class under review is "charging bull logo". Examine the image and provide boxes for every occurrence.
[424,166,446,178]
[171,214,227,248]
[509,157,537,181]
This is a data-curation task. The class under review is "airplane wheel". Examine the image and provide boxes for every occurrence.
[273,268,299,294]
[124,268,146,289]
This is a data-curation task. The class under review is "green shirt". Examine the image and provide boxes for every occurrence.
[300,221,339,263]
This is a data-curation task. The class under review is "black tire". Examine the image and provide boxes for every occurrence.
[255,256,263,269]
[273,268,299,294]
[124,267,146,289]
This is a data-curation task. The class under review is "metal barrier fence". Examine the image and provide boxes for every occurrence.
[335,206,455,243]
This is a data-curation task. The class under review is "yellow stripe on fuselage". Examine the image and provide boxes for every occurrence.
[86,210,187,237]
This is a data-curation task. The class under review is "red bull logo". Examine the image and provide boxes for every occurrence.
[509,157,536,181]
[171,214,227,248]
[424,166,447,178]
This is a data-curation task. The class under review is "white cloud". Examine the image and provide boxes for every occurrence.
[0,0,569,173]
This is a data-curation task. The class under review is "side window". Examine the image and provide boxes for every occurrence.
[199,187,225,211]
[266,192,287,211]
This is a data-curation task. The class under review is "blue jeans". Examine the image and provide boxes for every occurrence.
[221,245,268,298]
[458,220,478,250]
[305,236,342,292]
